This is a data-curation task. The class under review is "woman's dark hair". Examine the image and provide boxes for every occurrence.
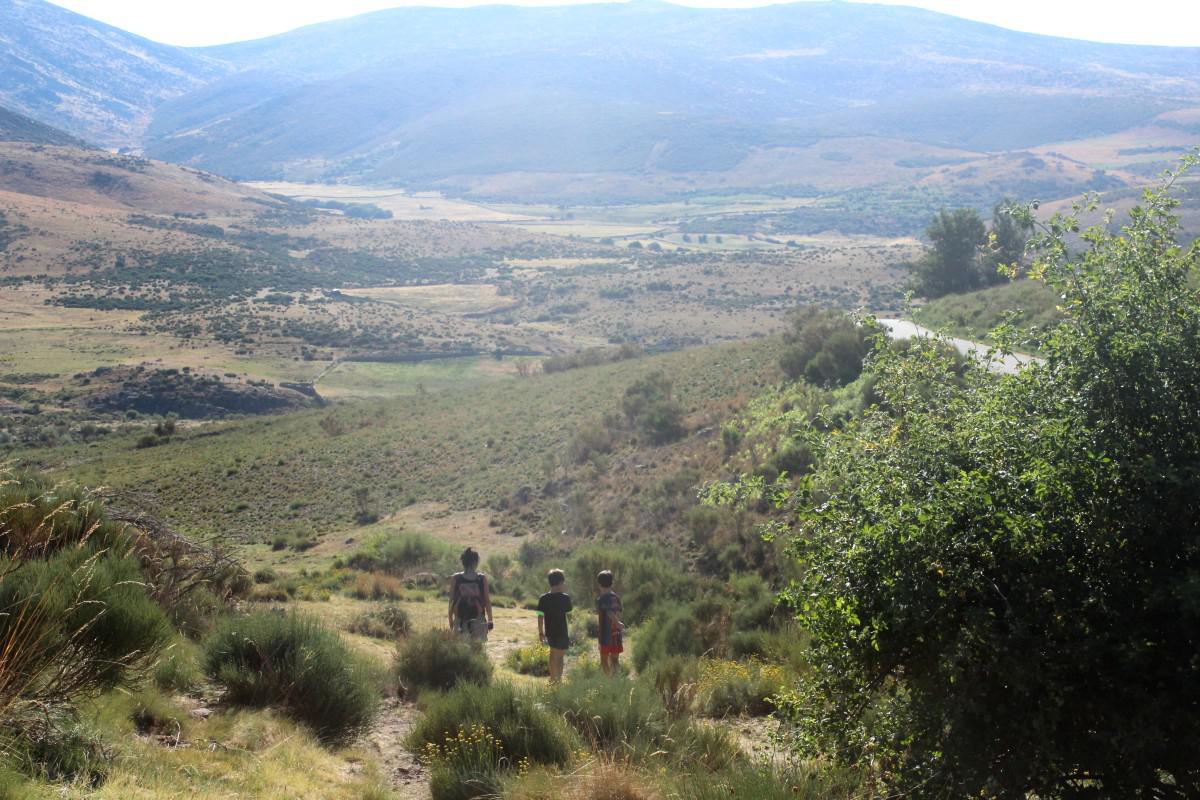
[461,547,480,569]
[597,569,614,588]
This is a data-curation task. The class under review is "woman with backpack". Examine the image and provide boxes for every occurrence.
[448,547,493,641]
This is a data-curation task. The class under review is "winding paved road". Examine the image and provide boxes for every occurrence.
[877,319,1043,376]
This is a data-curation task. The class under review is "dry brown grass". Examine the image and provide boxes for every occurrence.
[348,571,405,601]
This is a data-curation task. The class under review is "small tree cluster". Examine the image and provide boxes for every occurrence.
[910,203,1031,298]
[779,306,874,387]
[621,372,686,445]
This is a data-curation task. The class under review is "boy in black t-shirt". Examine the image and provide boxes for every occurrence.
[537,568,572,683]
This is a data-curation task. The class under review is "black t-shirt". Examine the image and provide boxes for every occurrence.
[537,591,573,646]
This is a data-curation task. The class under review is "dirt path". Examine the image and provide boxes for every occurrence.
[364,698,430,799]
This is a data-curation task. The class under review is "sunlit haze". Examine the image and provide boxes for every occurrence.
[46,0,1200,48]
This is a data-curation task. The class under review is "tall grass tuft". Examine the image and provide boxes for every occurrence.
[394,629,492,695]
[547,672,737,769]
[348,603,413,639]
[668,761,863,799]
[152,639,203,694]
[409,682,575,768]
[0,470,179,782]
[201,611,381,744]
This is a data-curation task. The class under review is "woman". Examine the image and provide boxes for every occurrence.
[448,547,493,641]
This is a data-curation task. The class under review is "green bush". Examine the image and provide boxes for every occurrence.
[785,173,1200,796]
[778,306,873,388]
[394,630,492,695]
[129,689,184,735]
[253,568,278,584]
[633,595,735,673]
[348,603,413,639]
[670,762,861,800]
[622,372,686,444]
[153,641,203,694]
[646,655,699,718]
[504,643,550,676]
[424,724,505,800]
[0,546,173,693]
[201,611,381,744]
[569,544,697,627]
[4,721,109,787]
[349,531,456,575]
[409,682,574,768]
[547,672,737,768]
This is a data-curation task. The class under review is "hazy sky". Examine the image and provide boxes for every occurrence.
[48,0,1200,48]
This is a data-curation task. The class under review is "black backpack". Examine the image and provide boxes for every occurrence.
[454,573,485,622]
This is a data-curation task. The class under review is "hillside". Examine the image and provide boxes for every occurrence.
[137,1,1200,196]
[19,336,784,541]
[0,104,91,147]
[0,0,227,147]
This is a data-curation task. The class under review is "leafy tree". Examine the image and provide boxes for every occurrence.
[779,306,874,387]
[622,372,685,445]
[982,199,1032,285]
[910,207,988,297]
[783,161,1200,797]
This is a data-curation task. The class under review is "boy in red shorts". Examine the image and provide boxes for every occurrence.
[595,569,624,675]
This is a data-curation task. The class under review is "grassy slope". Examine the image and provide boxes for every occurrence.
[23,337,782,541]
[913,279,1061,348]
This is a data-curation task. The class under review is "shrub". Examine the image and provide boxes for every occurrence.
[153,642,203,694]
[3,721,109,787]
[504,643,550,676]
[778,306,873,387]
[646,655,699,718]
[129,689,183,736]
[394,630,492,695]
[694,659,785,717]
[783,172,1200,795]
[570,544,696,627]
[621,372,686,444]
[568,422,614,464]
[409,682,574,768]
[670,761,862,800]
[422,724,506,800]
[201,611,381,744]
[250,583,291,602]
[632,604,706,672]
[349,531,455,576]
[253,568,278,584]
[547,672,737,768]
[503,763,658,800]
[348,571,404,600]
[0,546,172,699]
[348,603,412,640]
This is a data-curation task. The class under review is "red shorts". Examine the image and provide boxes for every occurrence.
[600,644,623,655]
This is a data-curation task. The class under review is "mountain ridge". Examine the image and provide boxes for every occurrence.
[1,0,1198,203]
[0,0,228,147]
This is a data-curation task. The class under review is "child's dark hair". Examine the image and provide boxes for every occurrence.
[547,568,565,587]
[597,569,614,588]
[461,547,480,569]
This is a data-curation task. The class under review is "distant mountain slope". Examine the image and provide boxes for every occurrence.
[0,0,228,147]
[140,0,1200,191]
[0,104,91,147]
